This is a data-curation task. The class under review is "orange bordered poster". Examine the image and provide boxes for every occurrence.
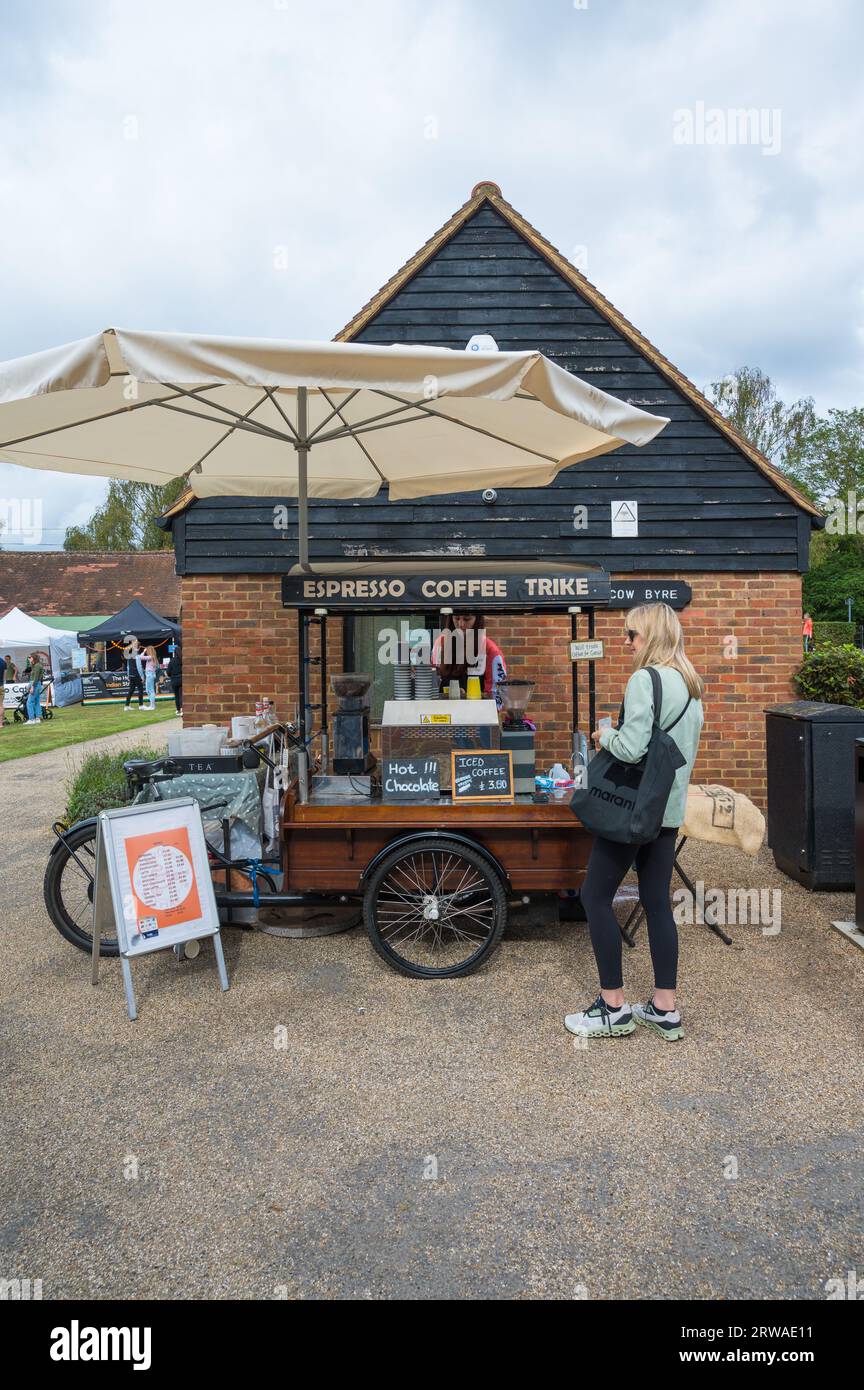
[123,825,202,933]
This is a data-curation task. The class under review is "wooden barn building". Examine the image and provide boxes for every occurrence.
[162,182,820,806]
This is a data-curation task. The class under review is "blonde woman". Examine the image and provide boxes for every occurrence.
[564,603,704,1042]
[142,645,159,711]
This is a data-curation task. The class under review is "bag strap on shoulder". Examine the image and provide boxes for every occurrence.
[647,665,691,733]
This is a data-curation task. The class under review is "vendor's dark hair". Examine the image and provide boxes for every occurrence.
[438,612,486,686]
[441,611,485,631]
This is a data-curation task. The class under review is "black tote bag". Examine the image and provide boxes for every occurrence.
[570,667,690,845]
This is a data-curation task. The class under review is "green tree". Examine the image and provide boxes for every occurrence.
[788,407,864,511]
[64,478,184,551]
[708,366,816,483]
[802,536,864,623]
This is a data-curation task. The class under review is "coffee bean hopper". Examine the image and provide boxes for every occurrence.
[330,672,375,774]
[498,679,537,794]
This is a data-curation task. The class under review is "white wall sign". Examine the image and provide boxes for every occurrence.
[570,640,604,661]
[611,500,639,537]
[91,798,228,1020]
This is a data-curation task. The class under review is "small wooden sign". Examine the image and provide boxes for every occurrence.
[451,750,514,803]
[381,756,440,802]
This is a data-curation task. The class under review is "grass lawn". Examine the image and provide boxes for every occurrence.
[0,702,178,763]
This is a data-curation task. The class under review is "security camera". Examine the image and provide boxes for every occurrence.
[482,488,497,504]
[466,334,499,353]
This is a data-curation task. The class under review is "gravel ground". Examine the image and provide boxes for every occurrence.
[2,729,862,1300]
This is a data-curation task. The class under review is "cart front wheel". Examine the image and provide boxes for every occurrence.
[363,836,506,978]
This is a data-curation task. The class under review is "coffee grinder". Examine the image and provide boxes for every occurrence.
[498,679,536,795]
[330,673,375,775]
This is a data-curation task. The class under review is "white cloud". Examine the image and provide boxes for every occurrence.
[1,0,861,545]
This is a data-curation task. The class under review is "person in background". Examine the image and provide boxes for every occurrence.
[432,611,507,696]
[124,640,145,711]
[142,645,159,711]
[167,642,182,714]
[564,602,704,1043]
[3,655,19,682]
[802,612,813,653]
[0,654,5,687]
[26,651,45,724]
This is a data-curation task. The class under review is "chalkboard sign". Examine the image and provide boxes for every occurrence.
[381,756,440,802]
[451,750,514,803]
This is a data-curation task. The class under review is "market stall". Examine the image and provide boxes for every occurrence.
[77,598,180,701]
[276,559,610,976]
[0,606,84,710]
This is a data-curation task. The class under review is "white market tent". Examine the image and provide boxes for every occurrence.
[0,607,81,705]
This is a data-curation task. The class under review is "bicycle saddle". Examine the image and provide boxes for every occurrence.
[123,757,166,778]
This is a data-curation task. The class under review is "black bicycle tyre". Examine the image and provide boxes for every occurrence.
[43,820,119,956]
[363,835,507,979]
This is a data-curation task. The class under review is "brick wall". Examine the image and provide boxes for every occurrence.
[181,570,803,808]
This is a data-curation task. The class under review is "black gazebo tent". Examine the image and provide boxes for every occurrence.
[77,599,179,646]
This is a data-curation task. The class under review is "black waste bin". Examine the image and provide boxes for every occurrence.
[856,739,864,926]
[765,700,864,890]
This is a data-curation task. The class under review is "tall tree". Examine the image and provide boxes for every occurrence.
[787,407,864,509]
[64,478,184,551]
[708,366,816,491]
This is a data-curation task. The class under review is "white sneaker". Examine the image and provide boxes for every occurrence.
[564,995,635,1039]
[124,706,135,713]
[633,1000,684,1041]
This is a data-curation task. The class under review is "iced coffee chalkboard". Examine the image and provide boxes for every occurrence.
[451,751,514,803]
[381,757,440,802]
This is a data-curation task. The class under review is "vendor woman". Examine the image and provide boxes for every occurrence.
[431,611,507,696]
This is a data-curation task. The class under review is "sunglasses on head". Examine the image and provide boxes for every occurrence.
[625,629,639,642]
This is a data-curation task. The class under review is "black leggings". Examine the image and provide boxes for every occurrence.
[580,828,679,991]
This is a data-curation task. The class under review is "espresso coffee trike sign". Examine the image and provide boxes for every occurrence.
[271,562,611,978]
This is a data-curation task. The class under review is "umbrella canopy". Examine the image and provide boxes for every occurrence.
[0,329,669,565]
[78,598,179,646]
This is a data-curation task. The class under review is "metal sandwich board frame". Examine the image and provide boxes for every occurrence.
[90,798,229,1020]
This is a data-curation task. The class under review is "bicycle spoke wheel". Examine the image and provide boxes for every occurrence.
[364,837,506,978]
[43,821,118,956]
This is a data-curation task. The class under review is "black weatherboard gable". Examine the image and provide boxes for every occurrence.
[169,189,816,576]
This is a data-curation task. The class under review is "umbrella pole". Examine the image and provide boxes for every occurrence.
[297,385,310,571]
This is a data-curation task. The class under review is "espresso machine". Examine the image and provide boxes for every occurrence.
[498,679,536,795]
[330,673,375,774]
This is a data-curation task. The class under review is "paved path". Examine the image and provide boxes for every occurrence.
[2,734,863,1299]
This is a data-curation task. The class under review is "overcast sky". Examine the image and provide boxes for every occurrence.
[1,0,861,548]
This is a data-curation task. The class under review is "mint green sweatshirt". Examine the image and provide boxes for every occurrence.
[598,665,704,828]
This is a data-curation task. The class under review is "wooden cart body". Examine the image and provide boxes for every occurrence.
[283,782,592,895]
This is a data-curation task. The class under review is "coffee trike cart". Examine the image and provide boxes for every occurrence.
[45,559,610,980]
[276,559,609,977]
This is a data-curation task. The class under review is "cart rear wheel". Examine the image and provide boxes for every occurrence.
[363,836,506,978]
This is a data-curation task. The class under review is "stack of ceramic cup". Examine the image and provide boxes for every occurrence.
[412,664,438,699]
[393,664,413,699]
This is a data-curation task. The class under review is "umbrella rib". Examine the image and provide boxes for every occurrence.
[306,388,361,441]
[161,382,299,443]
[312,395,432,444]
[183,391,273,477]
[155,400,298,446]
[370,389,559,463]
[317,389,387,482]
[0,383,224,450]
[262,386,302,445]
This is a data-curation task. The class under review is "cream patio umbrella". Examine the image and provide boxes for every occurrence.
[0,329,669,565]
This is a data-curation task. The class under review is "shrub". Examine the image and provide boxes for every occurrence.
[793,645,864,707]
[64,742,166,823]
[812,621,855,647]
